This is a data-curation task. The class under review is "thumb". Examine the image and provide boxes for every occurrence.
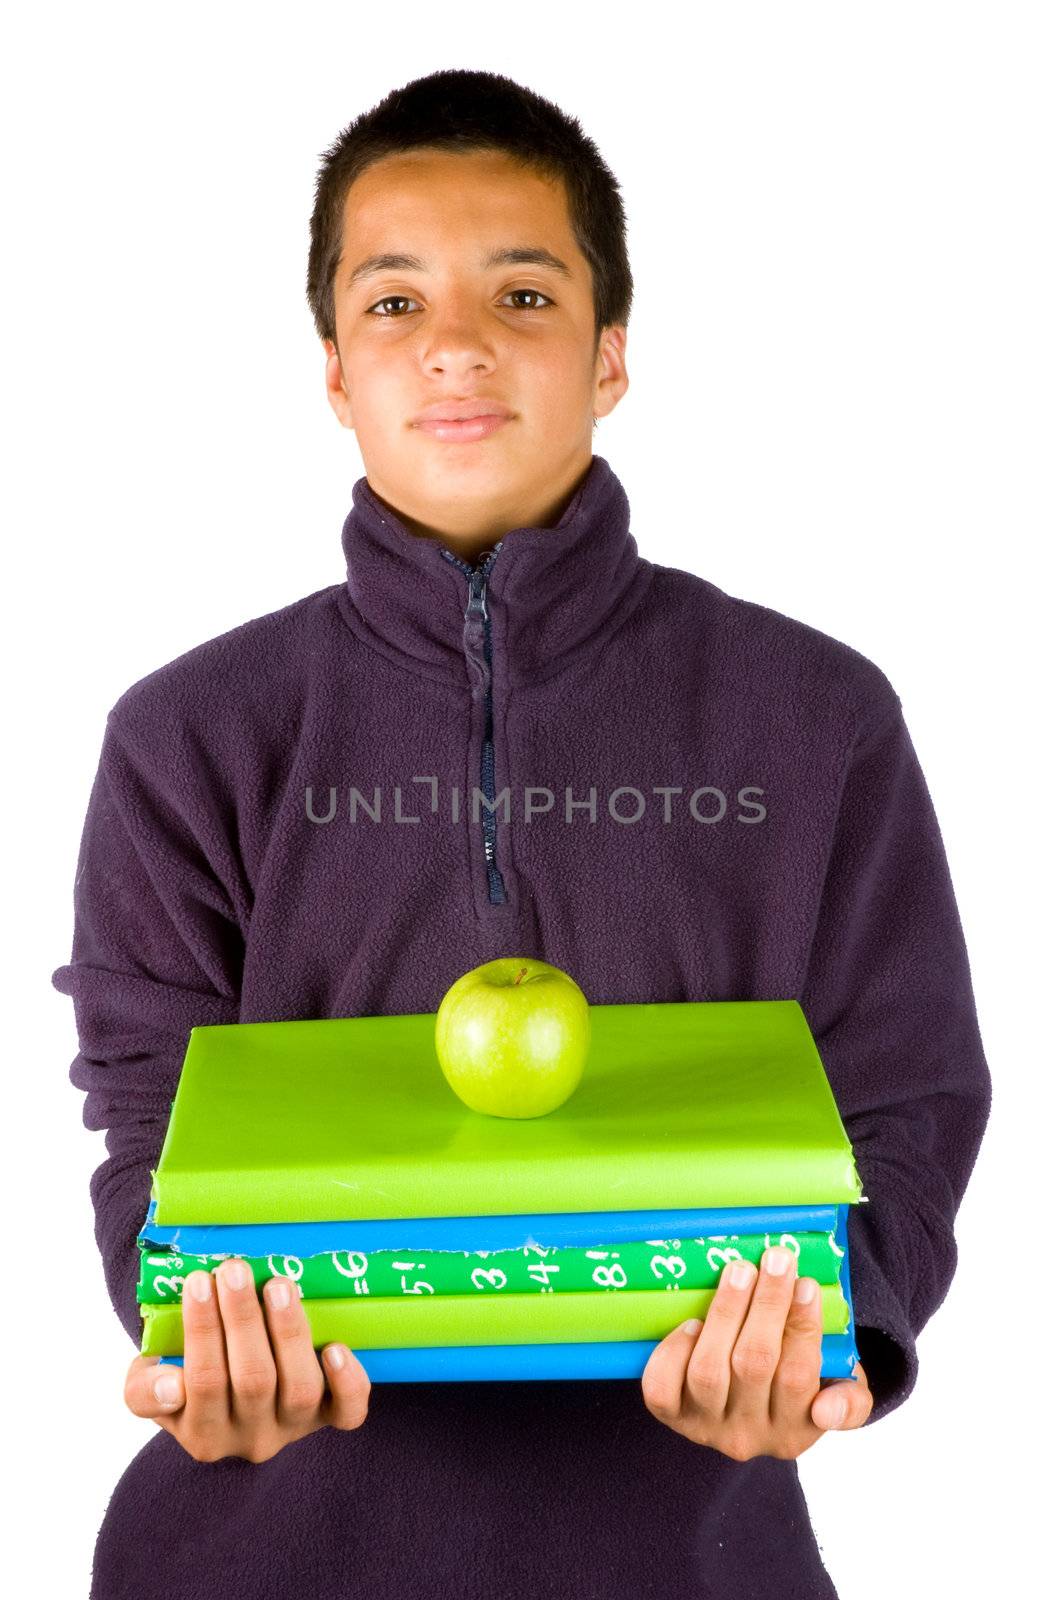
[811,1376,863,1432]
[124,1354,186,1417]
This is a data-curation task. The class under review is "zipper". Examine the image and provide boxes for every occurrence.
[439,541,507,905]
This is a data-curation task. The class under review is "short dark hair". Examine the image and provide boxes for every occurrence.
[306,68,633,350]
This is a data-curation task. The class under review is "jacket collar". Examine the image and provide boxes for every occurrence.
[338,454,650,690]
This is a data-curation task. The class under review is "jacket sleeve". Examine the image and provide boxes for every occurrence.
[799,700,991,1425]
[51,713,244,1348]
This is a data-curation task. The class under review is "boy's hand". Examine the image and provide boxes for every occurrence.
[641,1245,873,1459]
[123,1261,371,1463]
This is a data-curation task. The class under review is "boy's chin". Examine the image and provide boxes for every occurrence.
[401,440,543,494]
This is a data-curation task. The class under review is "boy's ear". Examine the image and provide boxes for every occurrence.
[322,339,354,431]
[593,325,629,424]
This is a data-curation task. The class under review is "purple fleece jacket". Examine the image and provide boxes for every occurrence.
[52,454,990,1599]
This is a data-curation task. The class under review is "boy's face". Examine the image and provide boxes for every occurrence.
[323,147,627,544]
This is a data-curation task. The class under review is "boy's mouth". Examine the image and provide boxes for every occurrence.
[412,414,513,443]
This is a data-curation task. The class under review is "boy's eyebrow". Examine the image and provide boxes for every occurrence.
[344,247,574,290]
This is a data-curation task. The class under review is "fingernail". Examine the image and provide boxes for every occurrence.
[681,1318,703,1336]
[795,1277,817,1304]
[186,1271,211,1302]
[325,1345,347,1370]
[728,1260,755,1289]
[222,1259,250,1291]
[153,1373,181,1405]
[763,1247,793,1276]
[266,1277,291,1310]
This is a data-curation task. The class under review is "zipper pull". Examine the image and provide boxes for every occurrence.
[462,573,490,700]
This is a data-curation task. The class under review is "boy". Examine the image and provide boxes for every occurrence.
[52,68,991,1599]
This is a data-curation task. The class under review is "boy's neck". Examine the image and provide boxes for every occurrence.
[365,456,595,565]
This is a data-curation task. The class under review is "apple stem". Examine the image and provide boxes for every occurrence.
[513,967,528,986]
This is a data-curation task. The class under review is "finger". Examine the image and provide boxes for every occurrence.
[681,1256,759,1420]
[181,1267,231,1436]
[260,1275,326,1426]
[725,1245,798,1425]
[124,1354,186,1419]
[318,1343,372,1432]
[769,1274,824,1428]
[811,1361,874,1432]
[212,1258,278,1426]
[640,1315,706,1423]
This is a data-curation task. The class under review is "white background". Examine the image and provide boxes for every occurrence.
[5,3,1060,1594]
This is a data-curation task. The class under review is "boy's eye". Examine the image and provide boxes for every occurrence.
[367,295,416,318]
[502,288,552,311]
[366,289,553,318]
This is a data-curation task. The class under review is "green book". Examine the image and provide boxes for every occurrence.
[136,1230,844,1305]
[140,1280,852,1358]
[150,999,862,1225]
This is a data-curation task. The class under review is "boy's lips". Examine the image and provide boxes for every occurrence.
[411,414,513,443]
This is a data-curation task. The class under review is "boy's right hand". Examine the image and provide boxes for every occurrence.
[123,1261,371,1463]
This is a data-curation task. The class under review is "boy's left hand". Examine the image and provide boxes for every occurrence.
[640,1245,873,1459]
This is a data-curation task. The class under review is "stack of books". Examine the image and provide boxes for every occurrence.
[138,999,863,1383]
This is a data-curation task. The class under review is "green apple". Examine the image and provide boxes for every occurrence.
[434,957,590,1119]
